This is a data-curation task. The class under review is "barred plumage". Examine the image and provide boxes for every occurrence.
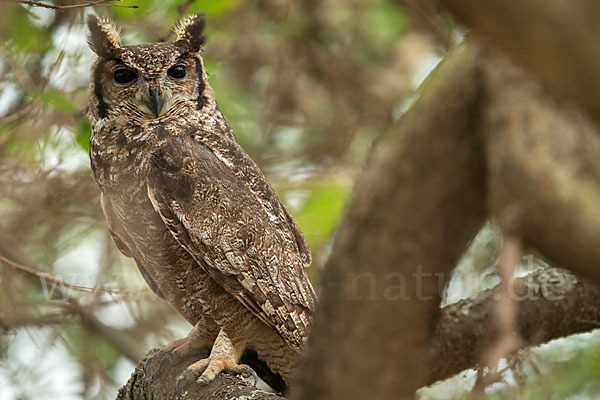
[87,13,315,390]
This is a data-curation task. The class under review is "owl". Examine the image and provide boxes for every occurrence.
[86,13,316,391]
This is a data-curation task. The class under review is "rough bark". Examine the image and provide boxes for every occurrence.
[116,347,285,400]
[291,43,488,400]
[427,268,600,385]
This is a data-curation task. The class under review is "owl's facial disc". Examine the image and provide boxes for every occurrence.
[90,43,201,121]
[88,14,207,121]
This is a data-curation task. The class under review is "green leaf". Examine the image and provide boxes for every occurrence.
[189,0,240,16]
[39,90,77,112]
[6,11,52,52]
[75,118,91,152]
[293,180,351,249]
[61,323,122,369]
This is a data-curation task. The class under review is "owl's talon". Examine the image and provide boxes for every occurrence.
[175,367,203,392]
[226,364,258,387]
[197,376,211,386]
[175,356,255,391]
[175,374,184,390]
[175,358,208,392]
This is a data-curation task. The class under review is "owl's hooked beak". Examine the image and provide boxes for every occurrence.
[147,86,164,118]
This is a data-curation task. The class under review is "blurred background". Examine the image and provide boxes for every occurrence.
[0,1,598,399]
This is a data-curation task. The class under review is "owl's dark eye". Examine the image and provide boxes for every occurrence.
[114,68,137,85]
[167,64,186,79]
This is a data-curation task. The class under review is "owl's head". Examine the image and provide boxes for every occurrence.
[87,13,209,122]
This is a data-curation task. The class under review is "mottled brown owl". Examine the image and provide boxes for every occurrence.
[86,13,316,391]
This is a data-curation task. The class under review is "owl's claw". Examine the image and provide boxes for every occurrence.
[175,373,187,391]
[175,356,257,391]
[227,363,258,387]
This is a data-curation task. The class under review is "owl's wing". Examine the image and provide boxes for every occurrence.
[100,193,166,299]
[193,130,313,270]
[146,135,315,350]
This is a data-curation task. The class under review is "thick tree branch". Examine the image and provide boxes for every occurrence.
[482,50,600,285]
[427,267,600,385]
[116,348,285,400]
[291,40,600,399]
[436,0,600,123]
[291,43,488,400]
[3,0,138,9]
[117,267,600,398]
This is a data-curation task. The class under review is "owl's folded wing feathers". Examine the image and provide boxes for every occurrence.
[146,135,315,351]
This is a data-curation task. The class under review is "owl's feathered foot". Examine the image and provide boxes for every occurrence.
[156,338,208,372]
[175,328,258,391]
[156,321,215,372]
[175,356,258,389]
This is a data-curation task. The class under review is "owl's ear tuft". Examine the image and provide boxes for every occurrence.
[87,14,121,57]
[174,13,207,53]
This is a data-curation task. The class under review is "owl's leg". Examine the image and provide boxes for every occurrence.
[157,319,217,371]
[176,328,257,388]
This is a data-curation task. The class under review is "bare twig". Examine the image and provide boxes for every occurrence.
[473,236,522,398]
[0,101,38,124]
[0,244,145,363]
[67,297,144,362]
[490,236,522,362]
[4,0,138,9]
[0,32,77,125]
[0,254,148,298]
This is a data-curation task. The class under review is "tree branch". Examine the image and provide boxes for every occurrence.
[482,49,600,285]
[427,267,600,385]
[3,0,138,9]
[291,42,488,400]
[118,266,600,398]
[0,244,144,363]
[116,348,285,400]
[0,253,148,298]
[435,0,600,124]
[291,40,600,399]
